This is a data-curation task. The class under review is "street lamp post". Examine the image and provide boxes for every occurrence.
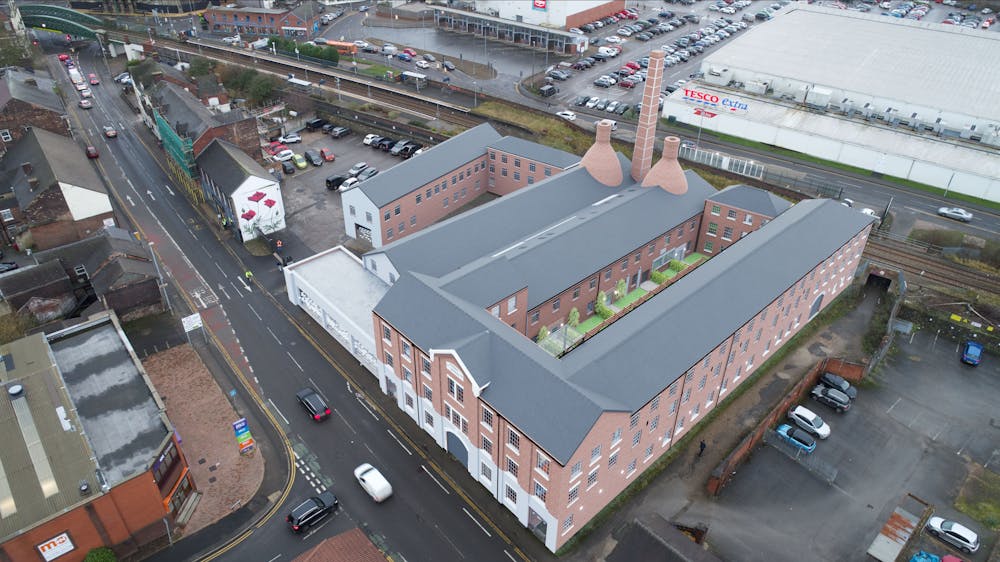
[473,81,477,107]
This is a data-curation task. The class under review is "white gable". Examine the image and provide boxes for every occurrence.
[60,183,112,221]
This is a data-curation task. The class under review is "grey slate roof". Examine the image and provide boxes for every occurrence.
[5,128,106,210]
[196,138,270,196]
[359,123,503,207]
[150,82,244,140]
[488,136,580,169]
[1,69,63,113]
[33,227,156,295]
[0,260,67,297]
[709,184,791,217]
[375,189,872,462]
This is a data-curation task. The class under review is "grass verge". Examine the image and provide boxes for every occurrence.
[956,465,1000,530]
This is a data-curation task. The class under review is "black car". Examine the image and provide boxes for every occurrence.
[399,143,422,158]
[329,126,351,138]
[375,137,396,150]
[304,150,323,167]
[357,167,379,182]
[281,160,296,175]
[442,60,456,71]
[573,95,590,106]
[389,140,411,156]
[305,118,328,132]
[321,123,336,134]
[810,385,851,413]
[0,262,18,274]
[819,372,858,400]
[615,103,631,115]
[296,387,331,421]
[286,491,338,533]
[326,174,349,190]
[591,53,609,62]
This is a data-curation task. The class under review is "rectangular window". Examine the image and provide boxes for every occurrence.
[552,298,560,311]
[611,427,622,445]
[349,205,356,216]
[645,444,654,460]
[571,461,582,478]
[587,468,599,487]
[384,211,391,221]
[723,226,733,240]
[423,384,432,400]
[632,431,641,446]
[505,485,517,502]
[711,204,721,215]
[481,463,492,479]
[507,295,517,313]
[621,259,628,271]
[416,193,422,204]
[608,451,618,467]
[382,325,392,341]
[425,412,434,426]
[401,341,411,359]
[568,485,579,504]
[536,454,551,475]
[651,396,660,410]
[394,205,401,216]
[650,415,659,431]
[707,222,718,235]
[529,162,536,172]
[589,278,597,290]
[573,287,580,300]
[605,269,612,281]
[402,366,413,383]
[682,388,691,403]
[482,408,494,428]
[627,458,637,474]
[501,168,508,177]
[501,154,508,163]
[591,445,601,463]
[534,481,547,502]
[545,168,552,176]
[387,228,394,239]
[530,311,539,324]
[513,171,520,181]
[698,374,707,390]
[421,356,431,376]
[508,429,521,450]
[384,352,393,367]
[727,209,737,220]
[563,515,574,532]
[426,188,432,199]
[506,457,518,476]
[405,394,414,408]
[630,412,640,429]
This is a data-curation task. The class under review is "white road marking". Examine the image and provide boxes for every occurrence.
[268,399,289,425]
[422,465,450,494]
[504,551,516,562]
[355,393,379,420]
[126,195,135,206]
[462,507,491,536]
[365,443,376,456]
[163,183,175,196]
[268,555,282,562]
[886,397,901,414]
[146,189,156,201]
[288,352,304,372]
[216,263,226,275]
[268,327,282,344]
[387,429,412,455]
[247,304,262,320]
[335,409,358,434]
[308,379,330,403]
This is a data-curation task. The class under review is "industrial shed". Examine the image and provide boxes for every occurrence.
[663,4,1000,200]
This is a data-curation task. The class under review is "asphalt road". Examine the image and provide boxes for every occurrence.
[63,45,525,562]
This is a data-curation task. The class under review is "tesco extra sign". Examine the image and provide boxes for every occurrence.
[36,532,75,561]
[682,88,749,113]
[533,0,547,10]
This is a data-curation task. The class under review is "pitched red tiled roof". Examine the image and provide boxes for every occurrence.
[292,528,386,562]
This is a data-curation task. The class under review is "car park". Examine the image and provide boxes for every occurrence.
[961,340,983,365]
[357,167,379,182]
[286,491,338,533]
[389,140,412,156]
[415,60,430,69]
[304,150,323,167]
[354,463,393,502]
[556,110,577,121]
[292,154,308,169]
[274,149,295,162]
[586,97,602,108]
[787,405,830,439]
[775,424,816,454]
[399,143,422,158]
[937,207,973,222]
[819,372,858,400]
[348,162,369,176]
[295,387,331,421]
[329,126,351,138]
[926,516,980,553]
[338,177,360,192]
[278,133,301,144]
[615,103,631,115]
[266,142,288,156]
[574,95,591,107]
[376,137,398,151]
[810,385,851,413]
[605,101,619,113]
[282,160,296,175]
[362,134,380,146]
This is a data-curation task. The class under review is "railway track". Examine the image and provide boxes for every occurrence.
[864,238,1000,295]
[107,32,485,129]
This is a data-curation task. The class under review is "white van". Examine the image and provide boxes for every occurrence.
[381,43,398,55]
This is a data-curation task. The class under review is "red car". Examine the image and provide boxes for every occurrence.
[85,146,99,159]
[402,48,417,57]
[319,148,336,162]
[265,141,288,155]
[58,53,70,62]
[625,61,641,70]
[619,79,637,88]
[88,73,100,85]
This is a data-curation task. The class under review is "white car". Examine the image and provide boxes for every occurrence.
[338,177,360,192]
[278,133,301,144]
[937,207,973,222]
[787,405,830,439]
[586,97,601,109]
[354,40,370,49]
[926,516,979,553]
[606,35,623,43]
[556,110,577,121]
[363,133,379,146]
[274,149,295,161]
[415,60,430,69]
[354,463,393,502]
[222,36,241,45]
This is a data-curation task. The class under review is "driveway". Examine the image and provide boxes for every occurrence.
[683,327,998,560]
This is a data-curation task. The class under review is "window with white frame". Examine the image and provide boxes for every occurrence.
[591,445,601,463]
[401,341,411,359]
[645,444,654,459]
[608,451,618,468]
[562,515,574,533]
[534,481,547,502]
[506,457,518,476]
[382,325,391,342]
[629,412,640,429]
[402,366,412,383]
[508,429,520,451]
[482,407,494,429]
[421,356,431,376]
[611,427,622,446]
[651,396,660,410]
[384,352,393,367]
[507,295,517,313]
[505,485,517,503]
[447,378,464,403]
[571,461,582,478]
[744,213,753,225]
[568,485,579,504]
[423,384,432,400]
[535,453,551,475]
[626,458,637,474]
[425,412,434,426]
[587,468,599,488]
[481,463,492,479]
[632,431,641,447]
[650,415,659,432]
[482,435,493,454]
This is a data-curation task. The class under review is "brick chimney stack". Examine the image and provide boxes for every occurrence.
[630,50,666,183]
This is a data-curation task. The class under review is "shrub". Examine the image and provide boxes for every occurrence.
[595,300,614,320]
[669,259,685,272]
[84,548,118,562]
[650,270,666,284]
[615,279,627,299]
[568,307,580,327]
[537,326,549,341]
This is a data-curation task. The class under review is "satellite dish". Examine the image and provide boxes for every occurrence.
[8,384,24,398]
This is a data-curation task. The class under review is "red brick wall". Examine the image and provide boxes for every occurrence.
[29,212,115,251]
[486,149,568,196]
[697,200,774,255]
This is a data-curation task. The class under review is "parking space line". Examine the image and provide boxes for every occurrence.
[906,411,922,428]
[886,397,901,413]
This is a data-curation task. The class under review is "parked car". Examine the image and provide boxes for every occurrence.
[338,177,360,192]
[937,207,973,222]
[775,424,816,453]
[354,463,393,502]
[961,340,984,365]
[291,153,308,169]
[422,53,436,62]
[319,148,336,162]
[415,60,430,69]
[0,262,19,273]
[819,372,858,400]
[282,160,296,175]
[303,150,323,167]
[330,126,351,138]
[326,174,349,190]
[810,385,851,413]
[787,405,830,439]
[389,140,412,156]
[442,60,456,71]
[399,143,422,158]
[357,167,379,182]
[926,516,980,553]
[375,137,396,150]
[556,110,577,121]
[286,491,338,533]
[362,133,380,146]
[295,387,331,421]
[274,150,295,162]
[348,162,369,176]
[574,95,591,107]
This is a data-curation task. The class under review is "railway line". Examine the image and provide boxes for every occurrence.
[106,31,485,128]
[864,237,1000,295]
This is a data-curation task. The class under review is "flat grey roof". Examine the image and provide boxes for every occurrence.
[48,317,170,486]
[488,136,580,169]
[0,333,98,542]
[705,4,1000,122]
[359,124,502,207]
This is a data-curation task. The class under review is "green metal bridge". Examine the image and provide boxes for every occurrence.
[19,5,106,40]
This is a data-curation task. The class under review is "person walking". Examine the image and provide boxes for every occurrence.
[244,270,254,282]
[698,440,706,457]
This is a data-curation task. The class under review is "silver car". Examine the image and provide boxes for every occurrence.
[937,207,973,222]
[926,516,979,553]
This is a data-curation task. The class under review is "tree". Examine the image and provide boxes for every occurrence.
[615,279,627,301]
[568,307,580,328]
[537,325,549,341]
[187,57,214,77]
[246,74,278,105]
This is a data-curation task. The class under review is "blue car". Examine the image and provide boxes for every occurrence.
[962,341,983,366]
[776,424,816,454]
[397,53,412,62]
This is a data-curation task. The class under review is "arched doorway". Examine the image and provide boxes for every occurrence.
[446,431,468,468]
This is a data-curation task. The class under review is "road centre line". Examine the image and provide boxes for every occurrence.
[247,304,262,320]
[288,351,304,372]
[463,507,491,537]
[309,379,331,404]
[387,429,412,456]
[335,409,358,434]
[422,465,450,495]
[268,326,282,344]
